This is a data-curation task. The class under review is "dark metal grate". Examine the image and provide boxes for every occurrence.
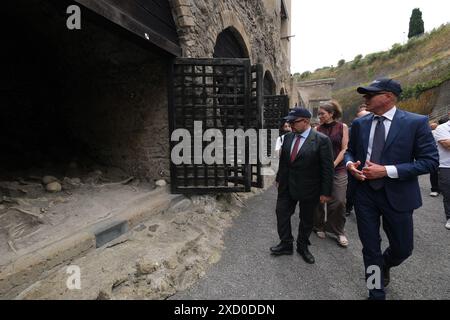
[169,58,255,194]
[263,95,289,157]
[250,64,264,188]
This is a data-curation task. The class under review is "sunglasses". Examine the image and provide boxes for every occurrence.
[290,118,307,124]
[364,92,388,99]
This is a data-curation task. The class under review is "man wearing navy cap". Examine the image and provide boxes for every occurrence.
[345,78,439,300]
[271,107,334,264]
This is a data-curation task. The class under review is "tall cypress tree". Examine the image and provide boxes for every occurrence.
[408,8,425,39]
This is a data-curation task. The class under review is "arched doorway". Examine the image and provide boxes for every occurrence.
[264,71,276,95]
[280,88,285,95]
[213,27,249,58]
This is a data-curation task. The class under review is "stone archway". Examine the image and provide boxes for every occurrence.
[263,71,276,95]
[213,27,250,58]
[218,10,252,60]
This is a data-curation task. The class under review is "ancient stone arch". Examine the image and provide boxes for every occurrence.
[263,70,276,95]
[213,27,250,58]
[218,10,252,61]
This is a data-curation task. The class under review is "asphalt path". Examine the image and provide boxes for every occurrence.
[172,175,450,300]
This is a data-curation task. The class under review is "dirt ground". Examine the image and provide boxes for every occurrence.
[0,164,155,267]
[14,189,262,300]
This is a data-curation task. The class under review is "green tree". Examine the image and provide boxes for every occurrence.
[408,8,424,39]
[337,59,345,67]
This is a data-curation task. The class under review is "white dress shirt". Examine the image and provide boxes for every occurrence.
[290,127,312,156]
[366,107,399,178]
[347,107,399,179]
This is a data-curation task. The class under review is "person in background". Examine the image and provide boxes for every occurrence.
[275,121,291,156]
[346,105,371,215]
[313,100,350,247]
[433,111,450,230]
[356,104,370,119]
[429,121,440,197]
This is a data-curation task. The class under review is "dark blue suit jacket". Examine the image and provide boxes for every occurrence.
[344,109,439,212]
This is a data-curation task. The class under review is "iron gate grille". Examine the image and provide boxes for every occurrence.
[169,58,258,194]
[250,64,264,188]
[263,95,289,157]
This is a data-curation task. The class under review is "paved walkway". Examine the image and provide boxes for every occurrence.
[172,175,450,300]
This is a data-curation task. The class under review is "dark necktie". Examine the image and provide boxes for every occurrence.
[290,135,301,163]
[369,116,386,190]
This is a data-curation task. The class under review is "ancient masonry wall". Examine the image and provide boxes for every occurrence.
[59,12,172,181]
[170,0,291,94]
[66,1,291,182]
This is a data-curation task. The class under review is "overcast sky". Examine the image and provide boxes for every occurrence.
[290,0,450,74]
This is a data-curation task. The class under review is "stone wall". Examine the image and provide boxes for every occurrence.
[60,14,172,181]
[170,0,291,94]
[2,0,291,184]
[1,2,171,182]
[291,79,336,118]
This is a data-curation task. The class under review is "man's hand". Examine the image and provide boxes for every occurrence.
[320,195,332,204]
[439,139,450,150]
[347,161,366,181]
[362,160,387,180]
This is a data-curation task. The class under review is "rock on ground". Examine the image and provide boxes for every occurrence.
[14,191,257,300]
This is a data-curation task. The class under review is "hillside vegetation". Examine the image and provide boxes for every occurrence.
[295,23,450,123]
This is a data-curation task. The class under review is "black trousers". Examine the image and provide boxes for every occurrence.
[430,170,440,193]
[275,191,319,249]
[439,168,450,220]
[346,176,356,212]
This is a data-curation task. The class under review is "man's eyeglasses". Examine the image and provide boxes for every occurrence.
[290,118,307,124]
[364,92,388,99]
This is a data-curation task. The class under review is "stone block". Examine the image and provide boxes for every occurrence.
[174,5,192,18]
[178,16,196,28]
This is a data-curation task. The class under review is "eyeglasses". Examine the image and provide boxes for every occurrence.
[364,92,388,99]
[317,112,327,116]
[290,119,307,124]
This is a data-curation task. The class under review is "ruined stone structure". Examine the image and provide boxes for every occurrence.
[290,78,336,121]
[172,0,292,94]
[428,80,450,123]
[2,0,291,186]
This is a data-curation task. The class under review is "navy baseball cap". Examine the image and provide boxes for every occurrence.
[284,107,312,121]
[357,78,403,97]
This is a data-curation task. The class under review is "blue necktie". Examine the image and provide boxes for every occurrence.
[369,116,386,190]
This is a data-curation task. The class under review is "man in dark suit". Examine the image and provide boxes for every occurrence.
[345,78,439,300]
[271,108,334,264]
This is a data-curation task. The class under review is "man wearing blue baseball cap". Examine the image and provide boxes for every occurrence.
[345,78,439,300]
[271,107,334,264]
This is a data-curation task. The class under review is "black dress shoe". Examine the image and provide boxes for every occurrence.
[297,247,315,264]
[270,243,293,256]
[383,266,390,287]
